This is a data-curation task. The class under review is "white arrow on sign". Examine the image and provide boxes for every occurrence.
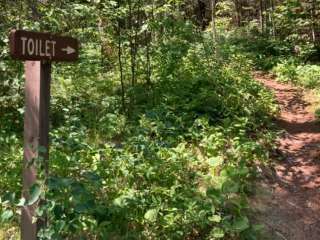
[61,46,75,54]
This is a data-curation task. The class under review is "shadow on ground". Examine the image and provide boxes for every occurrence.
[251,72,320,240]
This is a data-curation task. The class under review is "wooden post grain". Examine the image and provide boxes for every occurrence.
[21,61,51,240]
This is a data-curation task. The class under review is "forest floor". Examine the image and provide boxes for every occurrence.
[252,72,320,240]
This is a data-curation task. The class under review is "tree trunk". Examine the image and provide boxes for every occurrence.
[128,0,136,87]
[27,0,41,22]
[235,0,242,27]
[270,0,276,37]
[211,0,217,39]
[311,0,318,44]
[117,0,125,111]
[259,0,264,33]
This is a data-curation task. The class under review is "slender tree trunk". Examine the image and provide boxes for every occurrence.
[270,0,276,37]
[151,0,156,106]
[235,0,242,27]
[197,0,206,30]
[145,31,151,86]
[128,0,136,87]
[311,0,317,44]
[259,0,264,33]
[135,0,141,79]
[27,0,40,20]
[267,0,274,37]
[98,18,106,70]
[264,0,270,35]
[117,1,125,111]
[211,0,217,39]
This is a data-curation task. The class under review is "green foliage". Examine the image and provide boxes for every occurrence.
[0,225,19,240]
[0,131,22,196]
[273,61,320,88]
[31,38,275,239]
[296,65,320,88]
[222,31,293,71]
[315,107,320,120]
[0,1,278,239]
[272,59,298,83]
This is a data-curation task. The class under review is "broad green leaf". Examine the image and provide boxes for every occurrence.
[27,183,41,206]
[38,146,47,153]
[222,180,239,193]
[208,214,221,223]
[232,216,250,232]
[208,156,224,167]
[211,228,225,238]
[144,209,158,222]
[206,187,223,204]
[1,210,13,222]
[16,197,26,207]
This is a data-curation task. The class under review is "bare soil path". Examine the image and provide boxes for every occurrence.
[252,72,320,240]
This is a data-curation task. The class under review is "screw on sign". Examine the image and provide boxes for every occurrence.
[9,30,79,240]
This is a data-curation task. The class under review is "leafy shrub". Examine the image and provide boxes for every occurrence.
[272,61,320,89]
[224,31,293,71]
[0,17,277,240]
[272,59,298,83]
[296,65,320,88]
[0,131,22,195]
[315,108,320,121]
[34,40,276,239]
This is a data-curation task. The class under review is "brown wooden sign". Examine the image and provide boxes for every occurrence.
[8,30,79,240]
[9,30,79,62]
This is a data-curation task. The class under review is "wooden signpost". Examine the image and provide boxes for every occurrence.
[10,30,78,61]
[9,30,79,240]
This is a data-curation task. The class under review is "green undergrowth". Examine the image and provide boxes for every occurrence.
[271,59,320,120]
[223,28,320,72]
[0,224,19,240]
[222,28,320,122]
[221,31,292,71]
[0,33,277,239]
[272,60,320,88]
[312,90,320,121]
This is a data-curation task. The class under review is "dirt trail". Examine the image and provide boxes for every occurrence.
[253,72,320,240]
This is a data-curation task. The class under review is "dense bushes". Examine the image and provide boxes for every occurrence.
[272,60,320,89]
[40,74,275,239]
[296,65,320,88]
[272,59,298,83]
[0,34,276,239]
[272,59,320,136]
[0,2,280,239]
[1,0,320,238]
[224,25,320,120]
